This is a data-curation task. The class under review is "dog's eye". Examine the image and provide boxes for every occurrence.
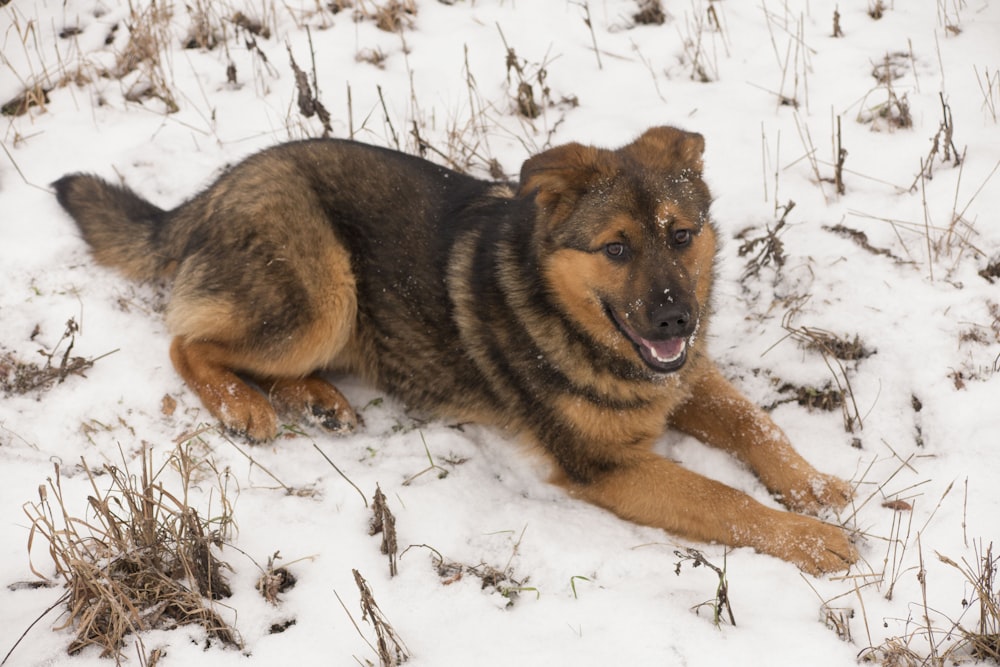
[672,229,693,247]
[605,242,627,258]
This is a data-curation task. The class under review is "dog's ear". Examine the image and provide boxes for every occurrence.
[622,126,705,174]
[518,143,613,221]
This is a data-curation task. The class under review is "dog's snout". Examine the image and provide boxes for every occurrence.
[651,303,692,337]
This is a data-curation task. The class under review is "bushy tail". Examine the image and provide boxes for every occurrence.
[53,174,169,282]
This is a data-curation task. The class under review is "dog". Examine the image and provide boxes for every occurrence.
[54,126,857,574]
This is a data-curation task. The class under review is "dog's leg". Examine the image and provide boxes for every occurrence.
[564,452,856,574]
[170,337,279,441]
[167,238,359,439]
[669,365,853,514]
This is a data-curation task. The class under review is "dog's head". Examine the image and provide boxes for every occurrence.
[519,126,716,377]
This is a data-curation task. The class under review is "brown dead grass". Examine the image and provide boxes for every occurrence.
[0,319,113,397]
[23,444,240,661]
[370,485,399,577]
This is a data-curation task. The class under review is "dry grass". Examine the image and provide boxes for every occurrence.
[288,41,333,137]
[674,548,736,627]
[773,312,867,432]
[22,444,240,661]
[824,224,908,264]
[353,0,417,33]
[256,551,297,606]
[736,200,794,282]
[937,542,1000,662]
[909,94,960,192]
[370,485,399,577]
[338,570,409,667]
[402,542,536,609]
[858,53,913,131]
[114,2,179,112]
[634,0,667,25]
[859,540,999,665]
[0,319,114,397]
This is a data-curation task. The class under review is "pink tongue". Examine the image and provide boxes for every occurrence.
[644,337,685,362]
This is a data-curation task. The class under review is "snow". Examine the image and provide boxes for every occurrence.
[2,1,999,665]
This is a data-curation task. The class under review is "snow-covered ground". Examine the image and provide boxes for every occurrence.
[2,1,999,665]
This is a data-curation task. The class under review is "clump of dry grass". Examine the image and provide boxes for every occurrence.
[403,529,537,608]
[634,0,667,25]
[772,313,869,432]
[938,542,1000,662]
[858,53,912,131]
[768,380,845,413]
[22,444,240,661]
[859,541,999,665]
[497,26,578,125]
[114,2,179,112]
[256,551,297,605]
[433,556,535,607]
[980,258,1000,284]
[909,94,961,191]
[1,83,50,117]
[0,319,114,397]
[354,0,417,33]
[824,223,908,264]
[736,200,794,282]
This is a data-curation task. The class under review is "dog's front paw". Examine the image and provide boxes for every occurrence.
[218,389,280,442]
[778,472,854,516]
[811,473,853,510]
[769,514,858,576]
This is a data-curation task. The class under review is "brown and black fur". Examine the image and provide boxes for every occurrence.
[54,127,857,574]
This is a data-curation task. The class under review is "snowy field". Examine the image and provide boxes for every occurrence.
[2,1,999,665]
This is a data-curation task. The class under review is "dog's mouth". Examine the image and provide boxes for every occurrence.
[607,308,688,374]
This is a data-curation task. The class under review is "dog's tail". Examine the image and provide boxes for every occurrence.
[53,174,170,282]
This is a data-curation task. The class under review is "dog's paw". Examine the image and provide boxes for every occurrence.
[218,390,280,442]
[310,402,360,433]
[778,472,854,516]
[268,376,359,435]
[770,514,858,576]
[811,473,854,510]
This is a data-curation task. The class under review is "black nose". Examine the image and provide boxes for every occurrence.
[651,303,692,337]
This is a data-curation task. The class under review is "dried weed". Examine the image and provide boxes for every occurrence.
[674,548,736,627]
[634,0,667,25]
[370,485,399,577]
[736,200,794,282]
[22,444,240,661]
[0,319,114,397]
[352,569,409,666]
[256,552,297,605]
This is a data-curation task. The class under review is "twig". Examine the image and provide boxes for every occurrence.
[577,2,603,70]
[314,443,368,508]
[1,592,70,666]
[834,115,847,195]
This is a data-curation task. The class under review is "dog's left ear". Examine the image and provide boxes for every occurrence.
[623,126,705,174]
[518,143,614,222]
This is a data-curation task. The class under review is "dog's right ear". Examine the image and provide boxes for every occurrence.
[518,143,613,223]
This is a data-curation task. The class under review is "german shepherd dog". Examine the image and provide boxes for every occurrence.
[55,127,857,574]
